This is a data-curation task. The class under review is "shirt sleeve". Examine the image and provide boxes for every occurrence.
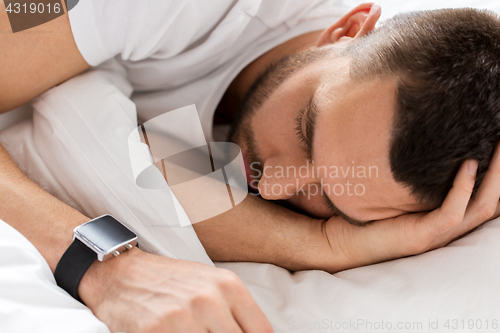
[67,0,231,66]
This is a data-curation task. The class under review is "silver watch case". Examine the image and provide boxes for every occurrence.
[73,215,138,261]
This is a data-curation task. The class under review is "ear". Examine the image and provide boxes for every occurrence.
[316,2,381,47]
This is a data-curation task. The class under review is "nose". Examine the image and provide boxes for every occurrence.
[257,156,317,200]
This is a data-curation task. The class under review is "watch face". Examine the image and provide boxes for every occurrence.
[75,215,137,254]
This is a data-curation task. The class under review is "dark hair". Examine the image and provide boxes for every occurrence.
[342,8,500,206]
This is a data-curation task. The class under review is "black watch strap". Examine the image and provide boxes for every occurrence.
[54,238,97,303]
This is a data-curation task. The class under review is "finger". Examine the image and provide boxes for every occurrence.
[491,201,500,222]
[135,313,206,333]
[230,288,274,333]
[205,305,244,333]
[446,200,500,246]
[213,270,273,333]
[431,159,477,234]
[464,142,500,227]
[166,321,207,333]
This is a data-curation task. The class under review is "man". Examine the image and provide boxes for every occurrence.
[1,1,500,333]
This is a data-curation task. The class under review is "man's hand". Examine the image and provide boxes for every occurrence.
[80,248,273,333]
[323,142,500,273]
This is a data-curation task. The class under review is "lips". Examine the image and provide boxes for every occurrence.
[242,150,253,185]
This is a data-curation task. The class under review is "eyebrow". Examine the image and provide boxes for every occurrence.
[323,195,372,226]
[303,97,318,161]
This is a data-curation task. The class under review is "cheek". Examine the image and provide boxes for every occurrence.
[251,105,296,151]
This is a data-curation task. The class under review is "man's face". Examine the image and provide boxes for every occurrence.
[229,44,432,224]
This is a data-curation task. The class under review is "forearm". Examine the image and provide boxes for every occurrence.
[193,194,336,271]
[0,143,89,272]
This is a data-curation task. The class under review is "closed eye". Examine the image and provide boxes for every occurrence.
[294,106,308,148]
[294,97,317,160]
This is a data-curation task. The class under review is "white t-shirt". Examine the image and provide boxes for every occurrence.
[68,0,347,139]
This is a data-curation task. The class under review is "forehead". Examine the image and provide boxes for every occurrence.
[313,67,426,219]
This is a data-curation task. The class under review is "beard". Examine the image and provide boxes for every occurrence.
[227,46,332,190]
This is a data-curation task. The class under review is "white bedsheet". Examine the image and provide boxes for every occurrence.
[2,1,500,332]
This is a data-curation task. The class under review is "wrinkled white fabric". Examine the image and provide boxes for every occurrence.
[32,60,211,264]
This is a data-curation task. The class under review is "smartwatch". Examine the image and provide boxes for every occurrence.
[54,215,138,303]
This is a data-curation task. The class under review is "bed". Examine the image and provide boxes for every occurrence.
[1,1,500,332]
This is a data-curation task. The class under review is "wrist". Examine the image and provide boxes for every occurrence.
[269,216,340,272]
[54,215,138,303]
[321,217,393,273]
[319,217,360,273]
[78,246,143,309]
